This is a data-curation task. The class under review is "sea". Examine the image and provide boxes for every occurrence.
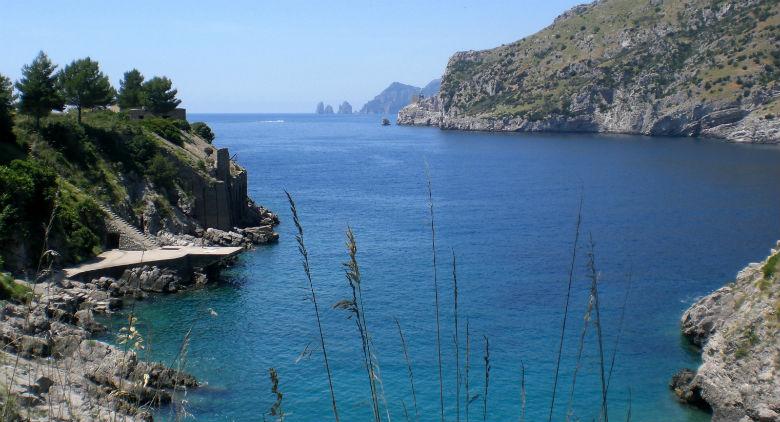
[108,113,780,421]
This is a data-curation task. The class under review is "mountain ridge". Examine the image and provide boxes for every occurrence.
[398,0,779,143]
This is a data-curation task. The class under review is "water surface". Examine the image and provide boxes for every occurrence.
[119,114,780,421]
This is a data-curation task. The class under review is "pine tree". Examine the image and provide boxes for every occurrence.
[0,74,16,143]
[142,76,181,114]
[58,57,116,123]
[117,69,145,110]
[15,51,64,129]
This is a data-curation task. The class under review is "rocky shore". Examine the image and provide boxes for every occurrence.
[398,95,780,144]
[672,243,780,421]
[0,209,279,420]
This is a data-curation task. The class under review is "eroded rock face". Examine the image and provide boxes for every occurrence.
[674,246,780,422]
[0,280,198,421]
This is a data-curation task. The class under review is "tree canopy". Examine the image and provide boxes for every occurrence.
[15,51,64,129]
[58,57,116,123]
[0,74,16,143]
[117,69,145,110]
[191,122,215,143]
[142,76,181,114]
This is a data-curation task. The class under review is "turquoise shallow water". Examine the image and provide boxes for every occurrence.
[111,114,780,421]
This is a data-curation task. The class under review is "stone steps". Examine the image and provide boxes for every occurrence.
[99,205,160,250]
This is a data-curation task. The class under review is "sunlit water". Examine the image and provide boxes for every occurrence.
[106,114,780,421]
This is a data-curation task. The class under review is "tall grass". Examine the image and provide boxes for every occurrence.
[587,235,609,422]
[548,195,583,422]
[285,191,340,422]
[425,167,445,422]
[336,227,381,422]
[482,335,490,422]
[465,318,471,422]
[395,317,419,421]
[268,367,284,421]
[452,250,462,422]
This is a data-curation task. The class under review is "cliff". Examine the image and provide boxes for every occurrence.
[0,111,277,276]
[672,244,780,421]
[398,0,780,143]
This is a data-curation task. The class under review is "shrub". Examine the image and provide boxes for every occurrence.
[0,272,32,302]
[191,122,215,143]
[147,153,178,190]
[141,117,183,145]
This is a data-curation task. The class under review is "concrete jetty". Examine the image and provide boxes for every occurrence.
[63,245,243,281]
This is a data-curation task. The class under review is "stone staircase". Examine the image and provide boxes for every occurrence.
[99,205,160,250]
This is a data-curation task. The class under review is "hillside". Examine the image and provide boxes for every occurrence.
[0,110,276,277]
[360,82,421,114]
[398,0,780,143]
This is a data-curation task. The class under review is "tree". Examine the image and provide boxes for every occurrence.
[0,74,16,143]
[142,76,180,114]
[15,51,64,129]
[191,122,215,143]
[58,57,115,123]
[117,69,145,110]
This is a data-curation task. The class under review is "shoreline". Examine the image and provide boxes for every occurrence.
[671,242,780,421]
[0,214,280,420]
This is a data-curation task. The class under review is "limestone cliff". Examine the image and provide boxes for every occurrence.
[398,0,779,143]
[672,244,780,421]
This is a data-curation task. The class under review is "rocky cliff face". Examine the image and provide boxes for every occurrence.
[672,244,780,421]
[398,0,779,143]
[338,101,353,114]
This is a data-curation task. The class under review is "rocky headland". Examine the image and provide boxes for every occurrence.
[672,244,780,421]
[398,0,779,143]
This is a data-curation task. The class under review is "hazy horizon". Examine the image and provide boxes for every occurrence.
[1,0,584,113]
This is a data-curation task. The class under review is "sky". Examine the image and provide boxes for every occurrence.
[1,1,584,113]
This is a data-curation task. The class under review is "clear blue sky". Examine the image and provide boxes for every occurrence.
[1,1,584,112]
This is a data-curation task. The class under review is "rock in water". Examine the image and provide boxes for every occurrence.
[338,101,353,114]
[324,104,334,114]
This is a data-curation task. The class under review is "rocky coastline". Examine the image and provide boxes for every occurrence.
[0,207,279,420]
[398,95,780,144]
[671,243,780,421]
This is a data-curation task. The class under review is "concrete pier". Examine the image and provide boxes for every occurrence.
[63,246,243,281]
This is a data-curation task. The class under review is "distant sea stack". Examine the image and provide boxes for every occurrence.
[338,101,353,114]
[398,0,779,143]
[315,101,335,114]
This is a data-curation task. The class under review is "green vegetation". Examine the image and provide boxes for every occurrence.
[15,51,64,129]
[58,57,116,123]
[762,252,779,279]
[141,117,185,145]
[0,74,15,143]
[191,122,215,143]
[142,76,181,114]
[0,272,32,303]
[117,69,145,109]
[438,0,779,123]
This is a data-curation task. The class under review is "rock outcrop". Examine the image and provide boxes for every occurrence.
[338,101,353,114]
[398,0,779,143]
[0,278,199,421]
[672,244,780,421]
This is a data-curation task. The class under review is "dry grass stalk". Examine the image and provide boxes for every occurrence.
[519,361,526,422]
[586,235,609,422]
[335,227,381,422]
[285,191,340,422]
[425,166,445,422]
[482,335,490,422]
[465,319,471,422]
[452,250,462,422]
[395,317,419,421]
[548,194,583,422]
[268,367,284,421]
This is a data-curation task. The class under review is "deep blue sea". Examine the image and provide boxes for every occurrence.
[114,113,780,421]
